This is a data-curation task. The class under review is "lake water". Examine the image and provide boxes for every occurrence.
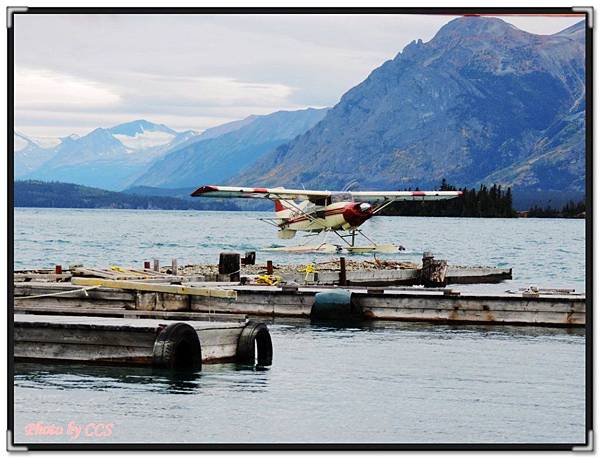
[13,208,586,293]
[12,208,587,445]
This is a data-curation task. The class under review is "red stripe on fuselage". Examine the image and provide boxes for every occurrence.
[280,208,345,226]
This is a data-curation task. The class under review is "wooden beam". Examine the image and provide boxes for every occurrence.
[14,273,72,281]
[71,277,237,299]
[72,267,120,279]
[15,304,246,322]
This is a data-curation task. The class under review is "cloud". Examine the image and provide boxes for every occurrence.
[120,74,298,109]
[14,70,303,136]
[14,67,121,110]
[13,13,584,137]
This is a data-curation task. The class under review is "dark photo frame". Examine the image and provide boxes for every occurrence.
[7,6,593,451]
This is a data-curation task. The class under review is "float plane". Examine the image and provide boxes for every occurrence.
[191,185,462,253]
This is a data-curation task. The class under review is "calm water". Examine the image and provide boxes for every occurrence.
[13,209,587,444]
[14,208,586,292]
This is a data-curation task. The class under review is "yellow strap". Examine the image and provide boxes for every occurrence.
[298,264,316,273]
[256,275,282,286]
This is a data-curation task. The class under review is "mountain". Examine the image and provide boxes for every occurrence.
[237,18,585,199]
[108,119,178,150]
[14,180,240,210]
[13,132,58,177]
[131,108,327,189]
[194,116,258,141]
[20,120,199,191]
[123,185,197,200]
[482,96,585,200]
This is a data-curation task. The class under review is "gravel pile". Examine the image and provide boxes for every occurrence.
[164,258,420,276]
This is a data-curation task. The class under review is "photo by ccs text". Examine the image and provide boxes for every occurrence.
[24,421,114,439]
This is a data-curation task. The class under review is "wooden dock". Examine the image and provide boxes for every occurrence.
[13,314,273,369]
[264,265,512,287]
[14,253,512,288]
[190,285,585,327]
[12,254,576,374]
[14,280,585,327]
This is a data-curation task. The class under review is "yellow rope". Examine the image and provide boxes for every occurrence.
[256,275,282,286]
[298,263,316,273]
[297,263,317,282]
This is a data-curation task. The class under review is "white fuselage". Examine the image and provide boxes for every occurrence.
[274,200,372,239]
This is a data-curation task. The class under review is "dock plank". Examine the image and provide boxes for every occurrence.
[13,314,252,366]
[71,277,237,299]
[14,304,246,322]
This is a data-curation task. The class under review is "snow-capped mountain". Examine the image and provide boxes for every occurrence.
[131,108,328,189]
[17,120,199,190]
[109,119,179,151]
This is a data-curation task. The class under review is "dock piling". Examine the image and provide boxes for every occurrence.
[339,257,347,286]
[242,251,256,266]
[421,252,448,287]
[219,252,241,282]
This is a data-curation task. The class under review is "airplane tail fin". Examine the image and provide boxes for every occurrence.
[274,199,285,212]
[274,199,296,213]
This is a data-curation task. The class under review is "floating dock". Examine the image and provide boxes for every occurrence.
[14,253,512,288]
[241,264,512,286]
[14,279,585,327]
[12,251,582,328]
[193,285,585,327]
[12,275,274,369]
[13,313,273,369]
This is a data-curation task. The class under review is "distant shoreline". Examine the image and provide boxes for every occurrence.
[13,180,585,218]
[13,206,585,219]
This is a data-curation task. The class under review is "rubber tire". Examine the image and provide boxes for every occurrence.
[236,321,273,366]
[152,322,202,370]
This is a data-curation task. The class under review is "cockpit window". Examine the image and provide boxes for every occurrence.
[331,192,352,203]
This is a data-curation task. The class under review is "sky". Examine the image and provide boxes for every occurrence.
[14,13,583,138]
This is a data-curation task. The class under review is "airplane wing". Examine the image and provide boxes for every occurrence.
[349,190,463,202]
[190,185,331,201]
[191,185,462,202]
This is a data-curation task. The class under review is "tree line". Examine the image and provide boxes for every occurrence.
[381,179,516,217]
[527,200,586,218]
[381,179,586,218]
[382,178,517,218]
[13,180,241,211]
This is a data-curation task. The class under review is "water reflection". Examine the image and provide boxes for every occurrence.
[262,316,585,339]
[14,362,272,396]
[13,321,585,443]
